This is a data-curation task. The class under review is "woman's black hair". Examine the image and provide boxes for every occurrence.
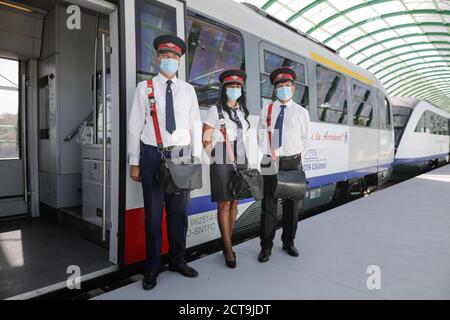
[217,83,250,129]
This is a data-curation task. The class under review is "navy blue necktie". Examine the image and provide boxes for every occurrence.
[273,104,287,149]
[166,79,176,134]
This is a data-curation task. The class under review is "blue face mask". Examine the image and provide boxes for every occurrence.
[226,87,242,101]
[276,86,293,101]
[159,58,179,76]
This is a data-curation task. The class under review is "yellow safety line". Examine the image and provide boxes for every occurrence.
[311,52,374,86]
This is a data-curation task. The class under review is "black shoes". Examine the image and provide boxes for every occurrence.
[142,271,158,290]
[168,263,199,277]
[224,252,236,269]
[282,243,299,257]
[258,249,271,262]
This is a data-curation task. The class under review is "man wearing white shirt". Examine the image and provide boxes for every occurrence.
[127,35,202,290]
[257,67,311,263]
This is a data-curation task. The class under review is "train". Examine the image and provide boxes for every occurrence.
[3,0,447,299]
[124,0,395,263]
[391,97,450,178]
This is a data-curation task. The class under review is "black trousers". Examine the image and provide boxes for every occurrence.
[140,144,188,272]
[260,155,303,250]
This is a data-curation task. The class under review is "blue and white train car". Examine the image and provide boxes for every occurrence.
[124,0,395,262]
[391,97,450,178]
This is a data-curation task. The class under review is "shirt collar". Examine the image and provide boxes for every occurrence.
[274,99,294,108]
[229,103,241,111]
[156,73,178,86]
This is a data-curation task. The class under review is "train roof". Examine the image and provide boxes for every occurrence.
[390,97,421,109]
[186,0,385,92]
[391,96,450,118]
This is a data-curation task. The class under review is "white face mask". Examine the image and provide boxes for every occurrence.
[159,58,179,75]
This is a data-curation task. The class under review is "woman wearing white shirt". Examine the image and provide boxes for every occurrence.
[202,69,250,269]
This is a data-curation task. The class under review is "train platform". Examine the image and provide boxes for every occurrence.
[94,164,450,300]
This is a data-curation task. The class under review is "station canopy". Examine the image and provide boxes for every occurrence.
[236,0,450,112]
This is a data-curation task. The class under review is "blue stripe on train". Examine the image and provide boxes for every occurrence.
[394,153,449,165]
[187,163,393,216]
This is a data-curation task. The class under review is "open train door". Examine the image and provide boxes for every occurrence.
[120,0,186,267]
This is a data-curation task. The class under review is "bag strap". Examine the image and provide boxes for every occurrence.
[146,79,164,151]
[217,105,237,169]
[266,103,276,160]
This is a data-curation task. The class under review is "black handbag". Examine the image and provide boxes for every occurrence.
[229,168,264,200]
[266,103,307,200]
[217,106,263,200]
[156,156,202,193]
[146,79,202,193]
[273,169,307,200]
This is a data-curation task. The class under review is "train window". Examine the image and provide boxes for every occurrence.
[260,50,308,109]
[135,0,177,82]
[352,84,374,127]
[415,112,427,133]
[430,113,440,135]
[392,106,412,128]
[384,97,392,128]
[428,113,448,136]
[186,14,245,108]
[0,58,19,159]
[443,118,449,136]
[316,65,347,124]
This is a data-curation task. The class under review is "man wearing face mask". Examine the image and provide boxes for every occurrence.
[257,67,311,263]
[127,35,202,290]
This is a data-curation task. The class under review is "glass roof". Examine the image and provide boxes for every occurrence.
[236,0,450,112]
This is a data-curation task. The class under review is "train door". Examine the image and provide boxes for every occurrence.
[377,92,395,184]
[122,0,186,266]
[0,0,119,299]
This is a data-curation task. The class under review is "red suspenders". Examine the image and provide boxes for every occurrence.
[146,79,164,150]
[266,103,276,160]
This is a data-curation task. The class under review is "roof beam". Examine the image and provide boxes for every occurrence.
[389,74,450,96]
[304,0,394,33]
[417,91,450,101]
[366,48,450,71]
[346,33,450,60]
[378,60,450,81]
[420,92,450,99]
[383,66,450,87]
[285,0,326,23]
[261,0,278,10]
[339,31,449,53]
[324,12,450,45]
[374,55,450,76]
[356,41,450,65]
[403,82,450,97]
[392,76,450,96]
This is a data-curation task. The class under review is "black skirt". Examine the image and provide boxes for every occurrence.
[210,142,248,202]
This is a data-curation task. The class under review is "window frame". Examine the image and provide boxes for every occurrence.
[258,41,309,109]
[134,0,186,83]
[414,111,427,133]
[350,79,377,128]
[185,10,246,109]
[315,64,349,125]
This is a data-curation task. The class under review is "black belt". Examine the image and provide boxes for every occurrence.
[278,153,302,161]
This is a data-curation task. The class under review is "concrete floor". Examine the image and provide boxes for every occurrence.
[94,164,450,300]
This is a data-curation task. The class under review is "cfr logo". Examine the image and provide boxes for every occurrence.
[366,265,381,290]
[66,5,81,30]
